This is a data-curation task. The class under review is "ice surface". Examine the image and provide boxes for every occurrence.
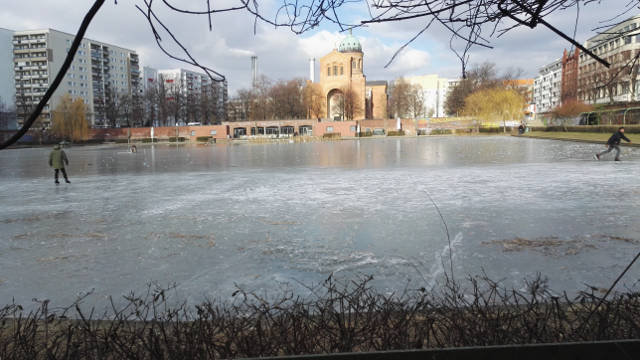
[1,137,639,309]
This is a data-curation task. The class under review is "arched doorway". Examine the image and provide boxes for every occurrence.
[327,89,344,121]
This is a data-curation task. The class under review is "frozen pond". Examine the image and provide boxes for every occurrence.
[1,136,640,309]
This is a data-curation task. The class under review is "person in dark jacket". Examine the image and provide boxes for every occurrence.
[49,143,70,184]
[595,127,631,161]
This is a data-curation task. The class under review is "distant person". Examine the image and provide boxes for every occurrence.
[518,123,525,135]
[130,144,137,153]
[595,127,631,161]
[49,143,70,184]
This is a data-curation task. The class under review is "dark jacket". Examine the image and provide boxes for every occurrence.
[607,131,631,146]
[49,145,69,169]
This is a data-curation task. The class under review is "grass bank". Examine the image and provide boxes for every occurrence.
[519,131,640,146]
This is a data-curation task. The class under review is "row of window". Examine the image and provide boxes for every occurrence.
[328,65,344,76]
[14,52,47,59]
[15,70,48,76]
[14,44,46,50]
[583,35,640,61]
[326,58,363,77]
[14,34,46,40]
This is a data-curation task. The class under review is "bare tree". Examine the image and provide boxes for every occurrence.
[408,84,425,118]
[341,86,363,121]
[104,83,120,127]
[302,82,325,119]
[445,62,500,116]
[251,75,273,120]
[2,0,631,149]
[270,78,305,119]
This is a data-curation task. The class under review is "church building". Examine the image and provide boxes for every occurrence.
[317,31,388,120]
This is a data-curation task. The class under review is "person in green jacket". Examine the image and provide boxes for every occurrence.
[49,143,70,184]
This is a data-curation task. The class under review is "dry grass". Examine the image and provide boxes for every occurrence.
[1,275,639,359]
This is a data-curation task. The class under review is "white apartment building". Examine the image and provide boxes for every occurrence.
[157,68,212,93]
[141,66,158,92]
[403,74,451,118]
[578,14,640,104]
[533,59,562,113]
[149,68,227,124]
[0,28,15,115]
[12,28,140,127]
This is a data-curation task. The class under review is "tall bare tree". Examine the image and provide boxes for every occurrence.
[302,82,325,119]
[270,79,305,119]
[341,86,363,121]
[2,0,629,149]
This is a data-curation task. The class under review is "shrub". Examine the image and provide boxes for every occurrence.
[323,133,341,139]
[2,275,640,359]
[114,138,130,143]
[478,126,514,133]
[196,136,213,142]
[387,130,405,136]
[169,137,186,142]
[357,131,373,137]
[141,138,157,143]
[430,129,452,135]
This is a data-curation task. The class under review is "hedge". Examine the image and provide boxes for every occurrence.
[141,138,158,143]
[430,129,452,135]
[169,137,186,142]
[530,125,640,133]
[357,131,373,137]
[196,136,213,142]
[478,126,514,133]
[387,130,405,136]
[323,133,341,139]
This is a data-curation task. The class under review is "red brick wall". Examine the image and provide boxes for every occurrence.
[89,125,229,141]
[313,121,357,136]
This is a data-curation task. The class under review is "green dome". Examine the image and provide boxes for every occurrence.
[338,32,362,53]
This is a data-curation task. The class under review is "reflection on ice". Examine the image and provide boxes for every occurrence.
[1,137,640,309]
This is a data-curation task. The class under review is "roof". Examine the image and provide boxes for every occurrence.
[338,30,362,53]
[366,80,388,86]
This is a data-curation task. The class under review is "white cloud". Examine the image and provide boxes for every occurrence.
[1,0,636,93]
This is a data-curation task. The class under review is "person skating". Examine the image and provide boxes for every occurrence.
[595,127,631,161]
[49,143,70,184]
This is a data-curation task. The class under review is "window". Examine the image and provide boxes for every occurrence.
[340,66,343,75]
[191,130,196,136]
[333,65,337,75]
[210,130,217,135]
[350,126,356,132]
[327,126,333,133]
[626,36,632,45]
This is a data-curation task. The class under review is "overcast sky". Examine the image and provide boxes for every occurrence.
[1,0,636,94]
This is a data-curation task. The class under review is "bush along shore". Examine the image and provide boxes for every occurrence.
[1,275,639,359]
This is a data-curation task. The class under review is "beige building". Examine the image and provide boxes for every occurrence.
[403,74,451,117]
[317,31,387,120]
[578,14,640,104]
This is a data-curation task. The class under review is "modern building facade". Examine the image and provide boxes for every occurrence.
[578,15,640,104]
[533,59,562,113]
[0,28,16,130]
[12,28,139,127]
[404,74,451,118]
[149,68,228,125]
